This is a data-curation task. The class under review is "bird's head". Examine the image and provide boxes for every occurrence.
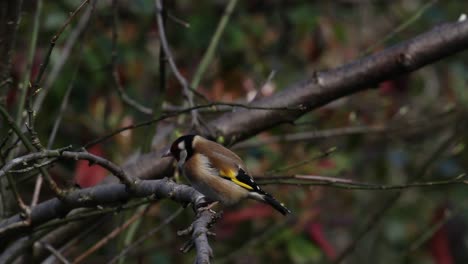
[162,135,196,164]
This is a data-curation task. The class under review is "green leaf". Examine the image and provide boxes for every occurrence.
[287,236,321,264]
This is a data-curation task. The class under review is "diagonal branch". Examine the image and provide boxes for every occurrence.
[0,179,202,241]
[210,19,468,144]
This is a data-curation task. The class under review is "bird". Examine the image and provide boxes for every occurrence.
[163,134,291,215]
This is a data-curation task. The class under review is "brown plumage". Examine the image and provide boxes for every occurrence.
[164,135,291,215]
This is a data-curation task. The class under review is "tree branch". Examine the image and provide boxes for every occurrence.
[210,19,468,144]
[0,178,204,241]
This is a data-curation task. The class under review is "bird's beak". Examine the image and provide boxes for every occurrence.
[161,149,172,158]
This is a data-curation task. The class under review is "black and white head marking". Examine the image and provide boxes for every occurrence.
[169,135,195,166]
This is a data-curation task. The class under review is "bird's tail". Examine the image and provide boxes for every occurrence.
[249,191,291,215]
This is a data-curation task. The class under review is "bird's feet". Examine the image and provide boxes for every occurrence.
[196,201,219,214]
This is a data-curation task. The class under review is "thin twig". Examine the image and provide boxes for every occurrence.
[15,0,42,127]
[256,173,467,190]
[266,147,337,174]
[107,207,184,264]
[5,172,29,215]
[31,58,80,207]
[167,11,190,28]
[9,158,57,174]
[0,105,64,198]
[33,1,93,113]
[39,241,70,264]
[250,70,276,102]
[218,220,290,264]
[233,125,389,149]
[401,207,455,260]
[0,149,136,188]
[31,1,94,206]
[233,111,455,149]
[39,217,106,263]
[1,137,20,164]
[111,0,153,115]
[0,220,29,238]
[31,0,90,94]
[190,0,238,91]
[363,0,438,54]
[34,199,151,232]
[155,0,199,127]
[73,205,150,264]
[333,132,458,263]
[83,101,308,149]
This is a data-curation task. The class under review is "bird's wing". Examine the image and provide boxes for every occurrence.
[194,136,263,192]
[217,165,263,193]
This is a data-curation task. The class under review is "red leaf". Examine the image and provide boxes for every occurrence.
[222,204,274,224]
[429,206,454,264]
[216,204,275,238]
[307,222,336,261]
[317,158,336,169]
[379,76,408,95]
[74,145,108,187]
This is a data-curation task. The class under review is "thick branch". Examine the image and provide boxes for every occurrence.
[0,178,202,241]
[210,19,468,144]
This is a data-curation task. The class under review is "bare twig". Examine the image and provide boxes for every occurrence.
[257,173,467,190]
[38,241,70,264]
[111,0,153,115]
[33,2,92,113]
[37,217,106,263]
[155,0,199,127]
[107,207,184,264]
[82,102,305,149]
[167,11,190,28]
[363,0,438,54]
[31,0,90,94]
[0,179,210,257]
[31,67,76,206]
[190,0,238,91]
[218,220,290,264]
[266,147,337,174]
[209,19,468,145]
[0,149,136,187]
[15,0,42,127]
[35,199,151,232]
[73,205,150,264]
[401,207,455,259]
[0,0,23,90]
[333,132,458,263]
[0,105,64,198]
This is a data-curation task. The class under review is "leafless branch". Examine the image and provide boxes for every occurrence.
[256,173,467,190]
[33,1,93,113]
[155,0,199,127]
[111,0,153,115]
[31,0,90,94]
[38,241,70,264]
[209,19,468,145]
[0,149,136,187]
[0,178,216,263]
[107,207,184,263]
[73,205,150,263]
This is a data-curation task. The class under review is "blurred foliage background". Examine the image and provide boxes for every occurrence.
[3,0,468,263]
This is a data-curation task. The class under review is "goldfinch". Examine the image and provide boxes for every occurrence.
[163,135,291,215]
